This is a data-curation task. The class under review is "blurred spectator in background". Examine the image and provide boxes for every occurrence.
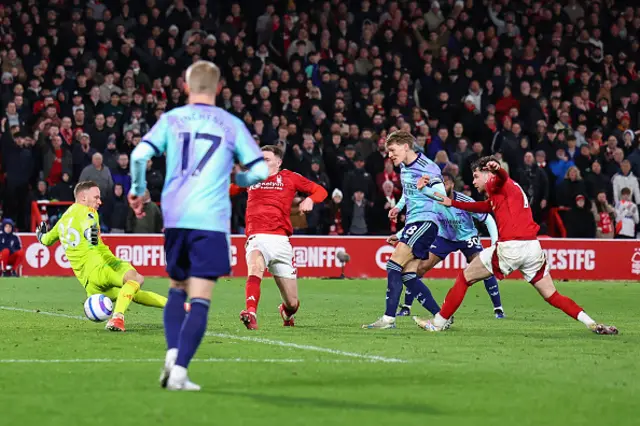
[592,191,616,239]
[79,153,113,199]
[565,195,596,239]
[126,190,162,234]
[615,188,639,239]
[0,219,23,277]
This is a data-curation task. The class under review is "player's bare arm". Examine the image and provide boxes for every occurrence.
[416,175,430,190]
[434,192,452,207]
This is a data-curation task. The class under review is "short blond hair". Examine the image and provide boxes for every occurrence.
[185,60,220,95]
[74,181,98,199]
[385,130,415,150]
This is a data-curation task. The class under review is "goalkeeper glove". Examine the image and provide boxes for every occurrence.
[84,223,99,246]
[36,221,48,244]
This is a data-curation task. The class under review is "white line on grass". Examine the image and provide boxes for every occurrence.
[0,358,306,364]
[0,306,408,364]
[207,332,407,363]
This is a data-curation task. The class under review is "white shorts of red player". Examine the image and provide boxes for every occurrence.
[479,240,550,283]
[245,234,297,279]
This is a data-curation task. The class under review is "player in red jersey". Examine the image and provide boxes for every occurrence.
[413,156,618,335]
[231,145,327,330]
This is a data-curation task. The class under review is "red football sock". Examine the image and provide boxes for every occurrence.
[439,272,471,320]
[545,291,582,320]
[245,275,262,313]
[284,300,300,317]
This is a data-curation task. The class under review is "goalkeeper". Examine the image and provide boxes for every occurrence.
[37,181,170,332]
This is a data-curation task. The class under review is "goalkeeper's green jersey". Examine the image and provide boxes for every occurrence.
[40,203,118,285]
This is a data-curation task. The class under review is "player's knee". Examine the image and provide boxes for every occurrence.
[247,262,266,276]
[135,273,145,286]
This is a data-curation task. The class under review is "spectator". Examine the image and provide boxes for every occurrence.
[328,189,344,236]
[103,184,128,234]
[79,153,114,200]
[612,160,640,205]
[2,130,34,230]
[557,166,588,210]
[615,188,639,239]
[145,159,164,202]
[126,190,162,234]
[517,152,549,222]
[343,190,371,236]
[592,191,616,239]
[343,154,374,201]
[550,149,575,187]
[111,153,132,196]
[72,133,97,179]
[585,160,613,202]
[376,158,401,197]
[371,180,400,235]
[43,134,72,187]
[0,219,24,277]
[565,195,596,239]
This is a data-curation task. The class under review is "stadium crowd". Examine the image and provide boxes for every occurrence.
[0,0,639,241]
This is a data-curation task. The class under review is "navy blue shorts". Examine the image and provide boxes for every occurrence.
[399,221,438,260]
[164,228,231,281]
[430,235,482,261]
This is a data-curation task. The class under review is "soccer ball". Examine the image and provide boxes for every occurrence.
[84,294,113,322]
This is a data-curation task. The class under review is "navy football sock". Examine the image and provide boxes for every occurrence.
[403,272,440,315]
[483,276,502,309]
[176,298,210,368]
[163,288,187,350]
[403,288,416,307]
[384,260,404,317]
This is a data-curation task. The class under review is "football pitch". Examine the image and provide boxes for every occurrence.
[0,277,638,426]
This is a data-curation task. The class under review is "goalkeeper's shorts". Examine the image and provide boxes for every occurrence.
[85,259,136,301]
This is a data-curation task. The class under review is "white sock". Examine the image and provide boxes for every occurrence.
[433,313,447,328]
[494,306,503,311]
[165,348,178,365]
[170,365,188,382]
[577,311,596,328]
[382,314,396,323]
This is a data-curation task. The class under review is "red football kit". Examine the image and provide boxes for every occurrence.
[230,169,327,236]
[449,168,539,241]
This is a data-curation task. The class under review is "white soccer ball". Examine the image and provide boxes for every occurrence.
[84,294,113,322]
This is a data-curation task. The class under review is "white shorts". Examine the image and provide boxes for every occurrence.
[479,240,549,283]
[245,234,297,279]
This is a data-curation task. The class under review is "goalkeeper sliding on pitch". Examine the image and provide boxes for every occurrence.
[36,180,172,332]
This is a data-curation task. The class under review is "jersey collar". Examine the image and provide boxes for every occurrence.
[405,152,422,168]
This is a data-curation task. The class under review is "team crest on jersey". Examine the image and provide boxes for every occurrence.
[276,174,283,185]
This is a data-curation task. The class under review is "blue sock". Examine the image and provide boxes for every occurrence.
[176,298,210,368]
[483,276,502,309]
[384,260,404,317]
[163,288,187,350]
[402,273,440,315]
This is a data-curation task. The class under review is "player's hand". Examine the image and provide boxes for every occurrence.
[127,193,146,218]
[416,175,430,190]
[36,221,48,243]
[388,207,400,220]
[434,192,452,207]
[84,223,99,246]
[386,234,399,246]
[298,197,314,214]
[485,160,501,172]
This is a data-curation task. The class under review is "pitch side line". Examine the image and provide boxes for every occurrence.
[207,332,407,363]
[0,306,86,320]
[0,358,305,364]
[0,306,408,364]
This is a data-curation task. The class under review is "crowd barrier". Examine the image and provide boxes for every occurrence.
[15,234,640,281]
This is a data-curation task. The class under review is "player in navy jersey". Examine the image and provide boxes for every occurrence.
[362,130,446,329]
[391,173,505,319]
[129,61,269,390]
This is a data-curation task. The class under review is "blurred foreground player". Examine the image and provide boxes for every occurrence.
[231,145,328,329]
[0,219,24,276]
[414,157,618,335]
[129,60,268,391]
[36,181,168,331]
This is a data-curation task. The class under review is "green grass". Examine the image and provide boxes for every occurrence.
[0,277,638,426]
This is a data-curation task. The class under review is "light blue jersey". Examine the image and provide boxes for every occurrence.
[395,153,446,225]
[130,104,265,232]
[437,192,490,241]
